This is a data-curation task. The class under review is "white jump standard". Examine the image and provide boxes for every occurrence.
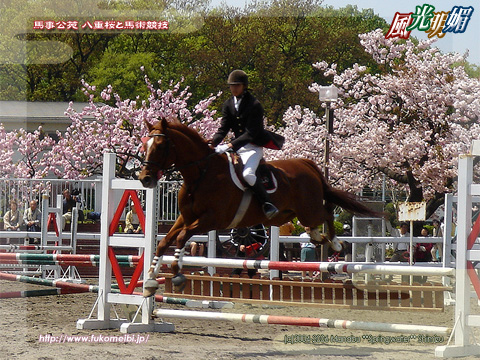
[76,152,174,334]
[435,144,480,357]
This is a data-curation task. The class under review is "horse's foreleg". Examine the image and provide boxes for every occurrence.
[143,237,175,297]
[143,217,184,297]
[143,236,178,297]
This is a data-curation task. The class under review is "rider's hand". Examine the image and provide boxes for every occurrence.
[215,144,230,154]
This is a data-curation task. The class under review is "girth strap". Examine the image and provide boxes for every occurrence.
[227,190,253,229]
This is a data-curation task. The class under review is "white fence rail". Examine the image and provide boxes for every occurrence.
[0,178,180,223]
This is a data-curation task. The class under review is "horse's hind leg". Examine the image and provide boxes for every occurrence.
[323,202,342,252]
[325,215,342,252]
[309,225,342,252]
[169,216,216,292]
[170,229,190,292]
[305,203,342,252]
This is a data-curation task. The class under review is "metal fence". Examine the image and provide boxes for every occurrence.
[0,178,180,223]
[155,180,181,222]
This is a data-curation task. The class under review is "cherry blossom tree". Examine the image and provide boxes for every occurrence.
[42,71,221,179]
[11,127,55,178]
[3,29,480,222]
[0,125,54,179]
[273,29,480,218]
[0,124,15,178]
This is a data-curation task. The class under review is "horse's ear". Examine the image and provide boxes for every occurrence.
[144,120,154,132]
[160,117,168,129]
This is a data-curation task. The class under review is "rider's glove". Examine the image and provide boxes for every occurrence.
[215,144,230,154]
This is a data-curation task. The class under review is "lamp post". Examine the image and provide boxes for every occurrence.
[318,85,338,181]
[318,85,338,279]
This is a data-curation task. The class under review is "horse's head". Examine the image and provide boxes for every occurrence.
[139,118,175,188]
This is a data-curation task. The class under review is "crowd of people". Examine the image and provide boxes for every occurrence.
[2,189,86,244]
[391,219,444,263]
[2,198,43,244]
[0,190,159,240]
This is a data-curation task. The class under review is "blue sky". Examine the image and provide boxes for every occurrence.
[210,0,479,66]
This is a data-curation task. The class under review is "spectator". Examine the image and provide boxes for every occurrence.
[342,224,353,262]
[24,200,41,231]
[24,200,42,244]
[230,242,258,278]
[431,219,444,262]
[71,189,84,221]
[62,189,78,230]
[279,221,295,235]
[413,227,434,283]
[414,227,433,263]
[300,226,317,278]
[231,225,265,278]
[390,222,410,262]
[125,203,142,234]
[278,221,294,261]
[4,199,22,231]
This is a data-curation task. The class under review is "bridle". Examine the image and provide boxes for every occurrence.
[142,133,173,174]
[142,130,218,180]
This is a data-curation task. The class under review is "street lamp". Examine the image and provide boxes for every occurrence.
[318,85,338,279]
[318,85,338,103]
[318,85,338,181]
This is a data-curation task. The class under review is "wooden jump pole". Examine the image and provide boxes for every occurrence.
[153,309,451,336]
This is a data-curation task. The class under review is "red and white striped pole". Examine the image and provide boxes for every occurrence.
[154,309,451,336]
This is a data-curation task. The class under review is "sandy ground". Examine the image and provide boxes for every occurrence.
[1,277,480,360]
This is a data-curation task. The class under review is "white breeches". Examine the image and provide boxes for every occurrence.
[238,143,263,186]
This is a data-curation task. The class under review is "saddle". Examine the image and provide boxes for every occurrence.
[226,152,277,193]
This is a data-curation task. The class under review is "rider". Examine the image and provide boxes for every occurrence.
[211,70,284,219]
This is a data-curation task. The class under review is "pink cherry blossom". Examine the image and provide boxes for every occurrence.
[272,29,480,206]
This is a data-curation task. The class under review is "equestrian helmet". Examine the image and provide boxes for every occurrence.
[227,70,248,86]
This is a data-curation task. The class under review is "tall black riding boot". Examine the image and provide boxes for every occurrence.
[249,178,279,219]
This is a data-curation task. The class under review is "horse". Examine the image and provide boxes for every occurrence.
[139,118,380,296]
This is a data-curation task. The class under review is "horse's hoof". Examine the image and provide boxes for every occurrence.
[143,279,159,297]
[331,239,343,252]
[172,273,186,292]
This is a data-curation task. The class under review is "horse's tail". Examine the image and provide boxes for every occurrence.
[324,186,383,218]
[303,159,383,218]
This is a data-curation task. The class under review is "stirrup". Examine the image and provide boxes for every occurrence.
[263,202,279,219]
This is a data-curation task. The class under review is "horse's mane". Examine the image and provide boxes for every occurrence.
[167,120,212,152]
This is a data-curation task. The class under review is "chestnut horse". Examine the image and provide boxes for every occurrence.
[139,118,379,296]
